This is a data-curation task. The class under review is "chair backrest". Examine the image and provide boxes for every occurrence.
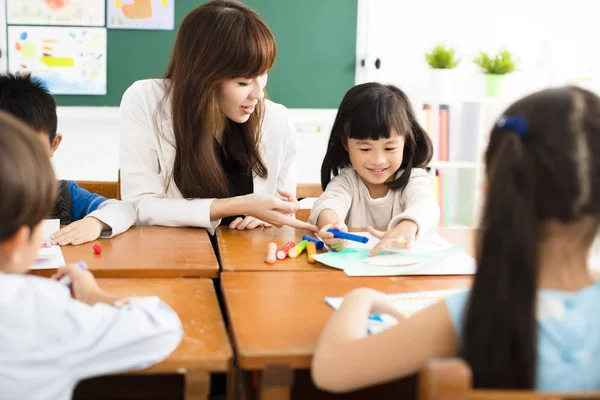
[76,180,119,200]
[297,183,323,199]
[418,358,600,400]
[296,183,322,222]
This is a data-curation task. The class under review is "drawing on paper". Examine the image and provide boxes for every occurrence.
[7,0,105,26]
[8,27,107,95]
[108,0,175,30]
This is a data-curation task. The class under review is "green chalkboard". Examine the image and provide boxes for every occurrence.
[54,0,357,108]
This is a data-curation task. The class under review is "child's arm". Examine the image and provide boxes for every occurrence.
[51,182,110,245]
[311,288,458,393]
[51,182,135,245]
[309,172,354,251]
[367,221,418,256]
[389,168,440,237]
[317,210,349,252]
[46,265,183,379]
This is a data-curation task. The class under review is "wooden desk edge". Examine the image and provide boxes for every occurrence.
[138,356,233,374]
[237,351,311,371]
[30,268,219,279]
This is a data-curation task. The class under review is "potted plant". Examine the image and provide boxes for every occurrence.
[473,50,516,97]
[425,44,461,101]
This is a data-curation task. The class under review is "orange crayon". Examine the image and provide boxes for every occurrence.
[306,241,317,264]
[265,242,277,264]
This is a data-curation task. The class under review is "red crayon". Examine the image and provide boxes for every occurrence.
[93,244,102,255]
[276,241,295,260]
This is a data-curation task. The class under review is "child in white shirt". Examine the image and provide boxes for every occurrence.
[0,111,182,400]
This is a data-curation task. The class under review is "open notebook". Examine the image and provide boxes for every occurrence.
[32,219,65,270]
[325,288,466,334]
[312,229,475,276]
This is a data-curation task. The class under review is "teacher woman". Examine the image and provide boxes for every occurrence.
[119,0,316,235]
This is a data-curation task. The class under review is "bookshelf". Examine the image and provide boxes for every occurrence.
[418,98,510,228]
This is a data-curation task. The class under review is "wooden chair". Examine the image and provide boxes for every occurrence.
[418,358,600,400]
[76,180,119,200]
[296,183,322,222]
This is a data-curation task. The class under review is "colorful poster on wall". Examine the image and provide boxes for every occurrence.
[8,27,107,95]
[7,0,105,26]
[107,0,175,30]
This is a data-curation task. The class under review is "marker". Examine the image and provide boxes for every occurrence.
[265,242,277,264]
[276,241,296,260]
[302,235,324,250]
[368,314,384,323]
[327,229,369,244]
[58,261,88,286]
[306,241,317,264]
[288,240,308,258]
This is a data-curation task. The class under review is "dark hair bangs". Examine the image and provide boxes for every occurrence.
[345,95,411,142]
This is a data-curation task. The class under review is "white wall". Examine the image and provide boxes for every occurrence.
[52,107,336,184]
[356,0,600,103]
[0,3,7,73]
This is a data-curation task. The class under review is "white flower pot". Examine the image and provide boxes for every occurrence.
[430,68,457,102]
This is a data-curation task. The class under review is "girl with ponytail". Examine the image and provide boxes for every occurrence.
[311,86,600,393]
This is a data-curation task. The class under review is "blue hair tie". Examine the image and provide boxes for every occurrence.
[496,116,527,137]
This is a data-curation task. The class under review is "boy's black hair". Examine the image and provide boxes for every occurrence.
[320,82,433,191]
[0,73,57,142]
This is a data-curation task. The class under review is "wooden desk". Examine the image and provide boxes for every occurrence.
[217,227,330,272]
[217,226,476,272]
[221,271,471,399]
[99,278,233,400]
[32,226,219,279]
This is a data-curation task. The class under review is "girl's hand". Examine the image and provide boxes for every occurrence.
[342,288,405,322]
[367,220,418,256]
[318,222,349,252]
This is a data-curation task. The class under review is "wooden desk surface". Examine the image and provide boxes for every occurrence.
[217,226,476,272]
[221,271,472,370]
[32,226,219,279]
[99,278,232,372]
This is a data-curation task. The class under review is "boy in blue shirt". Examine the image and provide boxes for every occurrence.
[0,73,135,245]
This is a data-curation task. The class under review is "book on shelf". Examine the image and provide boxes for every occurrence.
[420,99,510,228]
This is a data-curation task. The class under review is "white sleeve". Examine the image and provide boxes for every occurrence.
[89,199,136,238]
[276,111,298,196]
[308,172,354,225]
[389,168,440,238]
[60,296,183,380]
[119,83,220,234]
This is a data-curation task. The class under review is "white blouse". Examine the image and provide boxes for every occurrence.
[119,79,298,234]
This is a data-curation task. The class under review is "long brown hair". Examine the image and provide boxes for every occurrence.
[161,0,275,198]
[462,86,600,388]
[0,111,56,241]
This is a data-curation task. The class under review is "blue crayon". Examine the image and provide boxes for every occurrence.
[327,229,369,244]
[369,314,384,323]
[302,235,325,250]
